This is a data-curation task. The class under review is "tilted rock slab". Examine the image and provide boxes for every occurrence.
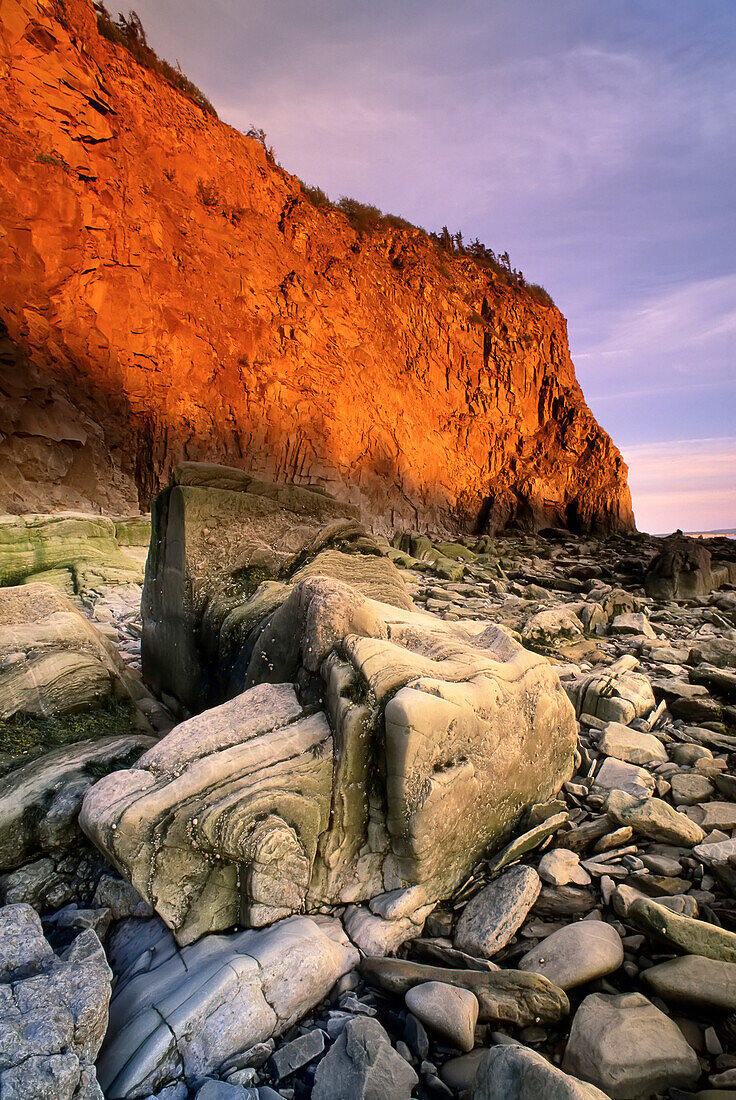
[96,915,358,1099]
[82,579,577,943]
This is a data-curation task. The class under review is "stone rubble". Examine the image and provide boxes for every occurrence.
[1,499,736,1098]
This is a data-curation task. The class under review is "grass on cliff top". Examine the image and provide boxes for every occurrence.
[300,184,555,305]
[0,699,139,777]
[94,4,217,117]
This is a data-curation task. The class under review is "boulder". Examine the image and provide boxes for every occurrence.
[0,583,141,721]
[141,464,410,711]
[97,915,358,1099]
[82,586,576,942]
[562,991,700,1098]
[472,1044,610,1100]
[563,658,655,724]
[644,534,717,601]
[518,919,623,990]
[311,1017,417,1100]
[643,954,736,1012]
[0,903,111,1099]
[0,734,155,871]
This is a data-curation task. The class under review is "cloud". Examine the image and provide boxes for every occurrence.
[621,437,736,533]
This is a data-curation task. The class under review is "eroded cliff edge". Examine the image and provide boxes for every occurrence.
[0,0,635,535]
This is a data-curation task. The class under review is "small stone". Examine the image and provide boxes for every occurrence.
[473,1043,610,1099]
[670,743,713,766]
[454,866,541,958]
[518,919,623,990]
[598,723,667,766]
[606,790,705,847]
[593,758,655,799]
[538,849,591,887]
[670,772,716,805]
[267,1030,325,1080]
[405,981,479,1052]
[310,1017,418,1100]
[484,815,568,875]
[562,991,700,1098]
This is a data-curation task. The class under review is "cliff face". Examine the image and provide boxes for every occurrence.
[0,0,635,535]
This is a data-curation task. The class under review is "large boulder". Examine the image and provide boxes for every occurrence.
[0,903,111,1099]
[82,579,577,943]
[644,533,736,601]
[141,463,413,712]
[97,914,358,1099]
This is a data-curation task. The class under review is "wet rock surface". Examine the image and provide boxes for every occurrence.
[2,491,736,1097]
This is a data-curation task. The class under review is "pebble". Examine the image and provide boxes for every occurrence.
[405,982,479,1052]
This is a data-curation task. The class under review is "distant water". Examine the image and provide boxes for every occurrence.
[685,529,736,540]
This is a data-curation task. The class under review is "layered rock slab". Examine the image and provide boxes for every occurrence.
[97,915,358,1099]
[83,580,577,942]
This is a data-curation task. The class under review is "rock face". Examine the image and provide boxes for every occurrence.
[82,580,577,941]
[0,903,112,1100]
[97,915,358,1099]
[0,0,634,535]
[644,534,736,601]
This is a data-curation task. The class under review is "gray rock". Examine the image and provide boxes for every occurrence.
[440,1050,486,1092]
[195,1083,251,1100]
[473,1043,610,1099]
[605,790,704,847]
[97,916,358,1099]
[518,919,623,990]
[92,876,153,919]
[404,981,479,1052]
[267,1030,325,1080]
[562,991,701,1098]
[537,849,591,887]
[598,723,667,766]
[485,813,569,876]
[593,758,654,799]
[310,1017,418,1100]
[670,772,715,805]
[454,866,541,958]
[343,905,428,957]
[643,954,736,1012]
[0,903,111,1100]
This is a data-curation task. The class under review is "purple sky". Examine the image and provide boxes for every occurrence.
[125,0,735,534]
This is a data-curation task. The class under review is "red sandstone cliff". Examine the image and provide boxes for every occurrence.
[0,0,635,535]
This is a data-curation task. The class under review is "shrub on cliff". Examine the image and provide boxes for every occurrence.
[94,4,217,118]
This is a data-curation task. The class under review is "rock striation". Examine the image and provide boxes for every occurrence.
[0,0,634,535]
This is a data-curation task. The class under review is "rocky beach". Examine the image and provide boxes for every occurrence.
[1,471,736,1100]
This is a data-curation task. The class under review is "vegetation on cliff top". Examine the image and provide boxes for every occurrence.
[94,7,552,307]
[94,3,217,117]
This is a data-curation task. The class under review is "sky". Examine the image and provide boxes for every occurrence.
[127,0,735,534]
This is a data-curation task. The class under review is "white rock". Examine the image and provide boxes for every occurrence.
[537,849,591,887]
[598,723,667,766]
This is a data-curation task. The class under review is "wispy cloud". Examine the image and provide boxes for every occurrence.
[622,437,736,533]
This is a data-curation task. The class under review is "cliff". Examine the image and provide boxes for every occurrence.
[0,0,635,535]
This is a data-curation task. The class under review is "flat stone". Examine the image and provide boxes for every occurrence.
[612,884,698,919]
[628,896,736,962]
[670,772,716,805]
[643,955,736,1012]
[360,957,569,1027]
[606,790,704,847]
[311,1017,418,1100]
[598,723,667,766]
[562,991,701,1099]
[267,1030,325,1080]
[538,849,591,887]
[405,981,478,1052]
[484,814,568,875]
[472,1043,610,1099]
[694,836,736,863]
[518,920,624,991]
[454,866,541,958]
[690,802,736,831]
[593,758,654,799]
[670,743,713,766]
